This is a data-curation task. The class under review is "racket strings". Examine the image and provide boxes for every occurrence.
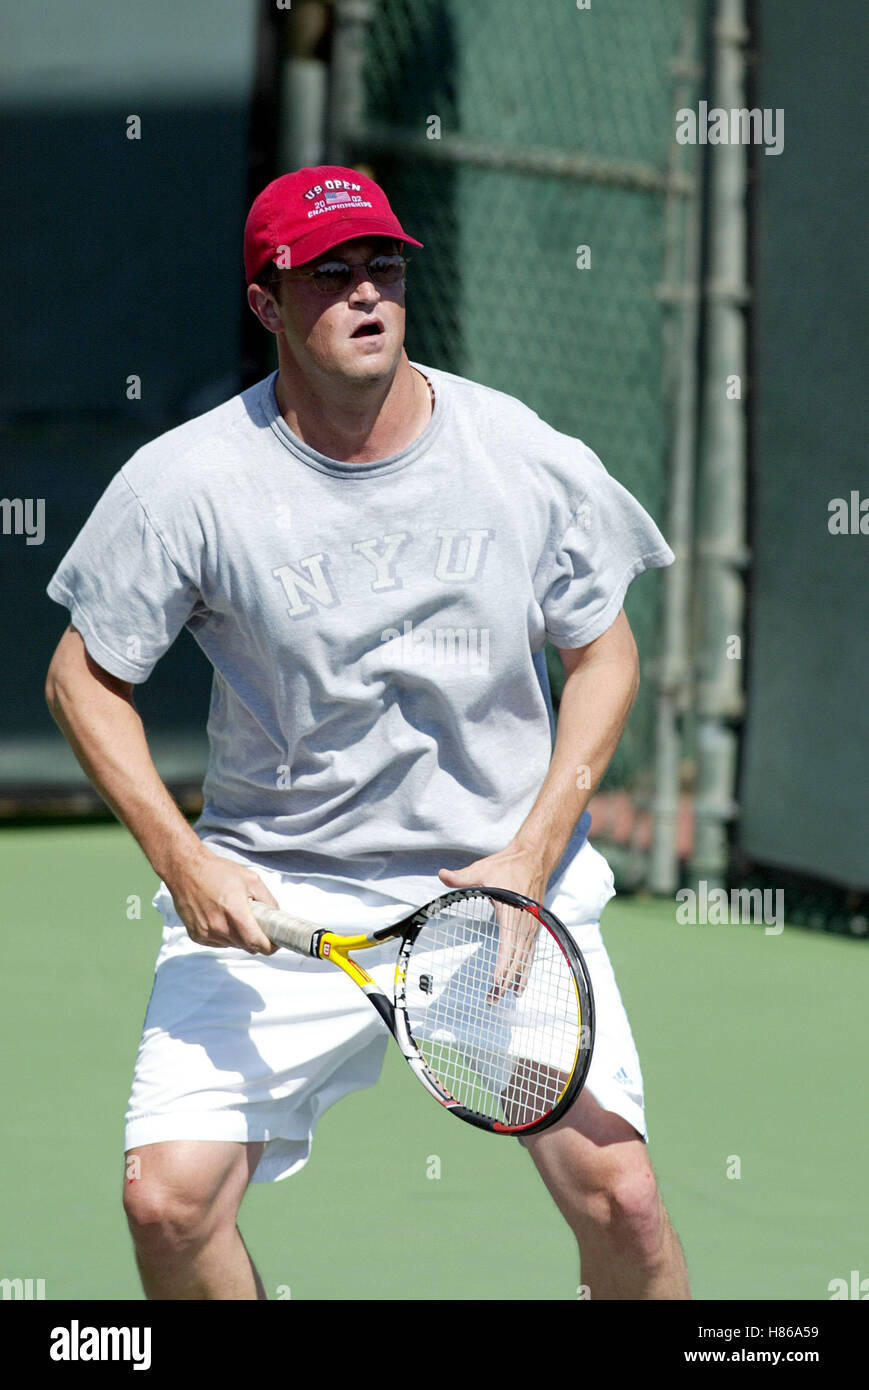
[405,896,583,1127]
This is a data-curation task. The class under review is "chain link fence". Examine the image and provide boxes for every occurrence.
[341,0,699,801]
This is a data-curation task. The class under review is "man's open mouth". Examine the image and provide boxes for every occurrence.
[351,320,385,338]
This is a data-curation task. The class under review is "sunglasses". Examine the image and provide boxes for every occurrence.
[276,253,409,296]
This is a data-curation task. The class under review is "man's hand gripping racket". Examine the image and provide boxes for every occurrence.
[250,887,594,1135]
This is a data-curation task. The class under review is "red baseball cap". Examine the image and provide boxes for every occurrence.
[244,165,423,282]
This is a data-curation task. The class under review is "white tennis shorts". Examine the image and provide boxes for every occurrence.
[124,841,647,1182]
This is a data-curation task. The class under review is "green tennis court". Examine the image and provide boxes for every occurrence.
[2,822,866,1301]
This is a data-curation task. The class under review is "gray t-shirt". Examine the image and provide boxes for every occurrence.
[48,364,674,901]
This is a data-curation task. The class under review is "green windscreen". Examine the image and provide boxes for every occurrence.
[738,0,869,890]
[360,0,690,793]
[0,0,257,798]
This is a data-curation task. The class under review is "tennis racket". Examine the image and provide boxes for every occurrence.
[250,886,594,1136]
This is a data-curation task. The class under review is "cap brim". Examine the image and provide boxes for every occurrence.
[287,216,424,269]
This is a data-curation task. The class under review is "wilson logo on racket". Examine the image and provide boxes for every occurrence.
[250,887,594,1136]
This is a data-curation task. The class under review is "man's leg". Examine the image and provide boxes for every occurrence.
[123,1139,266,1300]
[521,1090,690,1300]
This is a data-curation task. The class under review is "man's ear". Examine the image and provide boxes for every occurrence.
[246,283,283,335]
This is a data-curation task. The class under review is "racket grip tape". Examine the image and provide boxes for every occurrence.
[249,901,321,956]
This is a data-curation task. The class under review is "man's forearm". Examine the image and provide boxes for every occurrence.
[46,634,204,884]
[45,627,278,953]
[511,626,640,880]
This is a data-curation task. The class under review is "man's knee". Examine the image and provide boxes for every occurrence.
[584,1162,669,1270]
[608,1165,665,1241]
[123,1177,217,1260]
[122,1146,251,1261]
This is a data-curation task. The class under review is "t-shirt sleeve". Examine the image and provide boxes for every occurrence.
[46,469,203,683]
[536,459,675,650]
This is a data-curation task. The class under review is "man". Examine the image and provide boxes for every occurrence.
[46,165,690,1300]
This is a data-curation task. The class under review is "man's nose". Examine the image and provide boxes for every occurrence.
[347,267,380,302]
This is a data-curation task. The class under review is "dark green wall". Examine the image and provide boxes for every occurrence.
[738,0,868,887]
[0,3,257,788]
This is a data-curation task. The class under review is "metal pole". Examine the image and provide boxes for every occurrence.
[649,0,704,895]
[241,0,285,388]
[690,0,750,892]
[326,0,373,165]
[280,2,332,172]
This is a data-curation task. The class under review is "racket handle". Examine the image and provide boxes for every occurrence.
[249,901,322,956]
